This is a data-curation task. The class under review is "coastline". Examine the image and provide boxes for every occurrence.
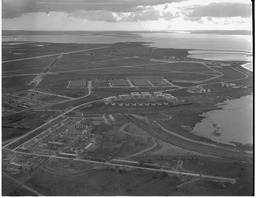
[2,40,253,149]
[192,94,253,146]
[241,62,253,71]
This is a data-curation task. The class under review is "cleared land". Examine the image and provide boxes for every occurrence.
[110,79,130,87]
[68,79,87,88]
[148,78,174,87]
[145,62,214,73]
[125,114,251,161]
[129,78,152,87]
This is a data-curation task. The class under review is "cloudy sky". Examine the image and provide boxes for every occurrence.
[2,0,252,31]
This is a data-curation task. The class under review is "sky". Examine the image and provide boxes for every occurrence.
[2,0,252,31]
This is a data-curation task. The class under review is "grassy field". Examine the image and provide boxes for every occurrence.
[2,57,53,75]
[4,113,64,149]
[126,115,251,161]
[7,186,38,196]
[21,161,243,196]
[2,173,22,196]
[204,66,246,84]
[130,78,152,87]
[2,75,35,93]
[23,166,182,195]
[2,42,106,61]
[84,128,153,160]
[110,79,130,87]
[144,62,213,73]
[68,79,87,88]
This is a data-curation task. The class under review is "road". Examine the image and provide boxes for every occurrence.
[31,90,74,100]
[52,80,92,105]
[7,149,236,184]
[3,97,101,150]
[160,63,250,94]
[2,46,109,63]
[156,122,238,152]
[2,61,194,79]
[3,79,93,118]
[5,93,98,149]
[3,172,43,196]
[126,137,158,158]
[29,55,63,89]
[125,114,252,161]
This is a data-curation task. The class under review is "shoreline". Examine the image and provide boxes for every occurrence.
[2,41,253,149]
[241,62,253,71]
[192,94,253,146]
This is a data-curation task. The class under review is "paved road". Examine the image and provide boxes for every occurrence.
[2,46,109,63]
[52,80,92,105]
[9,149,236,184]
[29,55,63,89]
[32,90,74,99]
[3,172,43,196]
[126,137,157,158]
[3,98,100,150]
[156,122,238,152]
[126,115,251,162]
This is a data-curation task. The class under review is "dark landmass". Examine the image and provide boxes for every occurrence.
[2,30,252,36]
[189,30,252,35]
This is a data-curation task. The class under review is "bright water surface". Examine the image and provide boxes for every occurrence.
[193,95,253,145]
[3,32,252,52]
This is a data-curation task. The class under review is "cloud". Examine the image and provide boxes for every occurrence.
[68,10,117,22]
[117,8,162,22]
[184,16,201,21]
[162,12,175,20]
[2,0,184,19]
[67,7,162,22]
[187,2,252,18]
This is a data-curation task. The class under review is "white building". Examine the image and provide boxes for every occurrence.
[142,93,152,99]
[120,94,129,100]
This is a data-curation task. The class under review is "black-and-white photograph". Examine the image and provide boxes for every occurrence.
[2,0,253,196]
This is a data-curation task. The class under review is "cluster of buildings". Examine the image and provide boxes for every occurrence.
[17,118,97,157]
[102,92,177,106]
[220,82,246,89]
[187,85,211,93]
[4,161,38,175]
[3,95,42,117]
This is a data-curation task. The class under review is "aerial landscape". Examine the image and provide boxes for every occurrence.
[2,0,253,196]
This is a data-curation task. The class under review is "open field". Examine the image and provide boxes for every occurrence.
[2,57,53,75]
[148,77,174,87]
[129,78,152,87]
[68,79,87,88]
[20,162,235,196]
[203,66,246,84]
[2,42,107,61]
[144,62,214,73]
[110,79,130,87]
[126,115,251,161]
[2,110,60,141]
[2,75,35,93]
[4,116,65,150]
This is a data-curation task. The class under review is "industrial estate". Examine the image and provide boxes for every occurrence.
[2,39,253,196]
